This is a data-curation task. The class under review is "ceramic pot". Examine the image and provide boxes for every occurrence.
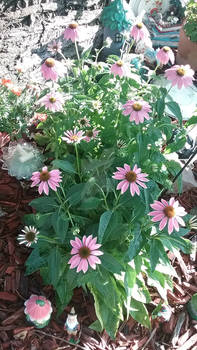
[177,23,197,71]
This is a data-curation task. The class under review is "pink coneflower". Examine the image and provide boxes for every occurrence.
[41,58,65,81]
[68,235,103,273]
[61,128,85,144]
[38,91,64,112]
[112,164,149,196]
[130,23,150,42]
[149,198,187,234]
[165,64,194,89]
[31,166,62,195]
[63,23,79,42]
[111,60,127,78]
[156,46,175,65]
[84,128,100,142]
[122,100,152,125]
[48,40,62,53]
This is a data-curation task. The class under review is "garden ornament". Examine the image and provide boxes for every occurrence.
[24,294,53,328]
[64,307,80,343]
[2,142,43,180]
[157,304,172,322]
[101,0,134,59]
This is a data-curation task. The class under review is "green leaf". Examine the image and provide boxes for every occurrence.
[129,298,151,328]
[52,159,76,173]
[166,101,183,126]
[25,248,47,275]
[98,210,113,243]
[67,183,87,206]
[185,115,197,127]
[127,225,145,260]
[101,252,123,274]
[56,280,73,306]
[165,133,186,154]
[89,284,121,338]
[124,266,136,289]
[150,239,160,272]
[156,98,165,115]
[30,196,57,213]
[79,197,102,210]
[166,160,182,193]
[89,320,103,332]
[51,211,69,243]
[48,247,65,288]
[160,235,192,254]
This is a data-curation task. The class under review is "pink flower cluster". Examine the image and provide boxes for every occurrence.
[112,164,149,196]
[122,100,152,125]
[69,235,103,273]
[31,166,62,195]
[149,198,187,234]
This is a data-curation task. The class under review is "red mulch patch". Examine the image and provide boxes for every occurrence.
[0,167,197,350]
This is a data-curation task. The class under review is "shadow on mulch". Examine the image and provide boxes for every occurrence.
[0,167,197,350]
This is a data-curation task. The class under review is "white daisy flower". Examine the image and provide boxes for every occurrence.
[17,226,39,247]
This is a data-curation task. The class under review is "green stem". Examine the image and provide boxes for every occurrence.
[95,183,109,210]
[75,143,82,181]
[55,190,75,227]
[39,235,58,245]
[166,84,173,96]
[126,39,134,55]
[146,64,160,85]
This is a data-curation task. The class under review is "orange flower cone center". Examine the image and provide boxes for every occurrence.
[69,23,78,29]
[163,46,170,52]
[116,60,123,67]
[40,171,50,181]
[49,97,56,103]
[71,135,79,142]
[25,231,36,242]
[79,246,91,258]
[45,58,55,68]
[164,205,175,218]
[176,68,185,77]
[86,130,93,137]
[132,102,142,111]
[136,23,143,29]
[125,171,137,182]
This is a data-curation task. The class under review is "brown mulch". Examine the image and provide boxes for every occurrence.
[0,167,197,350]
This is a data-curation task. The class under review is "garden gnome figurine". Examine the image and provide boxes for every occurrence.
[64,307,80,343]
[157,304,172,322]
[24,294,53,328]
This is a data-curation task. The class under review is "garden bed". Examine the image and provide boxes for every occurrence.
[0,167,197,350]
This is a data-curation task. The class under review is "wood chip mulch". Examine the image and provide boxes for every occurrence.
[0,167,197,350]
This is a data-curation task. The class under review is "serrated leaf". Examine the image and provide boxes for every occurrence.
[101,252,123,274]
[52,159,76,173]
[25,249,47,275]
[48,247,65,288]
[79,197,102,210]
[51,211,69,243]
[30,196,57,213]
